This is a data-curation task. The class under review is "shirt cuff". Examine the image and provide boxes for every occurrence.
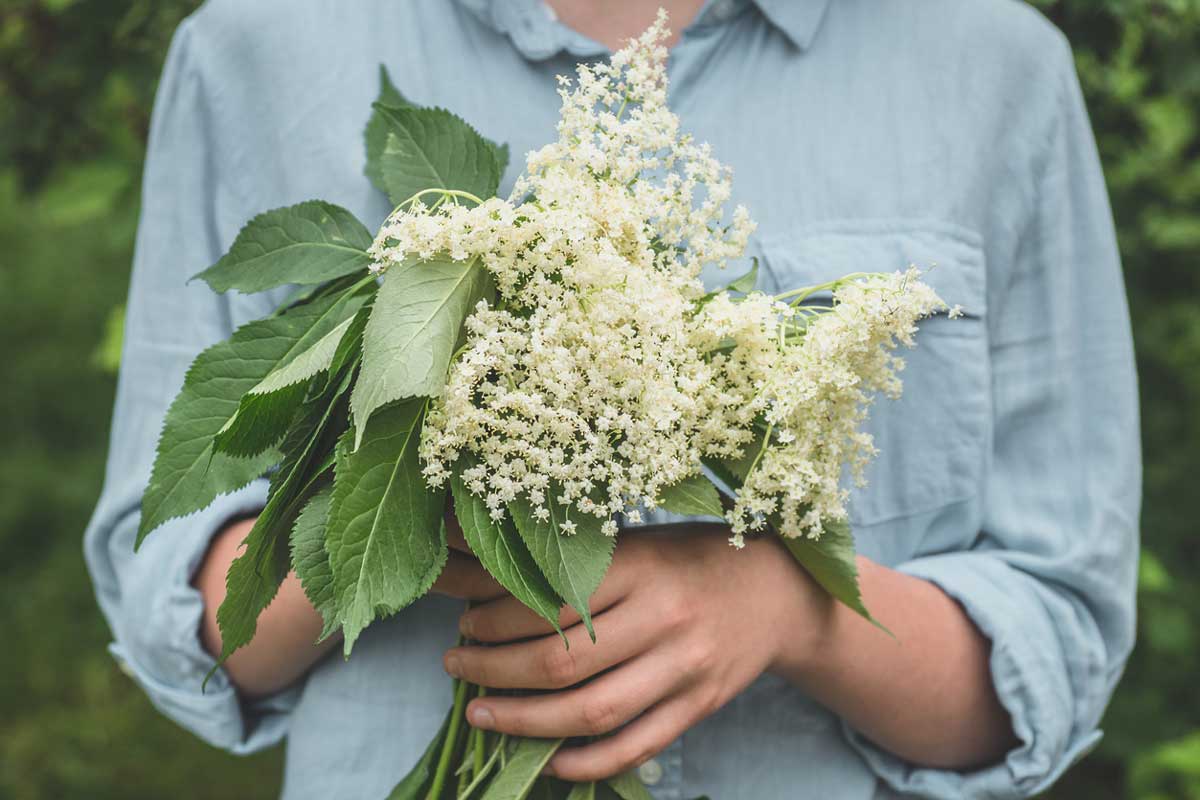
[108,480,297,755]
[841,551,1102,799]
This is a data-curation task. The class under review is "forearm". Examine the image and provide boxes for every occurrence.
[193,516,340,698]
[772,555,1017,769]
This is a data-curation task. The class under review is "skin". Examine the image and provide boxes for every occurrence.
[194,0,1017,782]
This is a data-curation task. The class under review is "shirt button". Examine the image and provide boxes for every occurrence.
[637,758,664,786]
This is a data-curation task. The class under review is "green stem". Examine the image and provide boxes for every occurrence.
[457,734,508,800]
[774,272,873,305]
[426,678,470,800]
[391,187,486,216]
[472,686,487,775]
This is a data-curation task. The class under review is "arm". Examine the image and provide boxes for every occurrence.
[777,555,1016,769]
[195,515,504,697]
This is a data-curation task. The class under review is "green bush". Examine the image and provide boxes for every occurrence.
[0,1,1195,797]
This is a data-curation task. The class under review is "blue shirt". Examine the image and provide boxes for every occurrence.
[83,0,1140,797]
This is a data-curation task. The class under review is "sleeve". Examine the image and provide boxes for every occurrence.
[82,17,298,754]
[841,37,1141,799]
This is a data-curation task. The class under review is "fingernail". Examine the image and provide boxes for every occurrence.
[459,614,474,637]
[444,655,462,678]
[469,705,494,729]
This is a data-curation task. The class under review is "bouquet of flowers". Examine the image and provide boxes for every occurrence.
[136,13,948,800]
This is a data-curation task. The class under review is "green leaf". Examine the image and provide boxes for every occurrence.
[290,486,338,639]
[778,517,878,626]
[373,104,500,205]
[480,738,565,800]
[324,297,372,392]
[385,707,452,800]
[376,64,410,109]
[491,141,511,177]
[724,257,759,294]
[450,471,564,639]
[365,65,414,194]
[250,313,355,397]
[350,255,493,445]
[328,399,447,654]
[193,201,373,294]
[657,473,725,518]
[210,381,309,461]
[214,381,348,668]
[509,491,615,642]
[566,782,596,800]
[212,289,370,459]
[137,307,354,547]
[605,772,654,800]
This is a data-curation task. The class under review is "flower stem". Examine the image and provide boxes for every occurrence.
[426,677,470,800]
[391,188,486,217]
[774,272,873,305]
[473,685,488,775]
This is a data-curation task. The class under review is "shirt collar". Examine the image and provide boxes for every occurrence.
[456,0,831,61]
[749,0,832,50]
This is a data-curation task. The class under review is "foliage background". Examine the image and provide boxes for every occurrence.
[0,0,1195,798]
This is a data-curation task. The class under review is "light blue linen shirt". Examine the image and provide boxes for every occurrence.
[83,0,1141,797]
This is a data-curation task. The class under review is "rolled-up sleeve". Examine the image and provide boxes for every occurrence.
[82,16,296,754]
[843,35,1141,799]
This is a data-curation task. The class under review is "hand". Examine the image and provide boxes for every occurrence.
[442,524,831,782]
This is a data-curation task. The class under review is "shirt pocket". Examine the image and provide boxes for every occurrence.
[750,219,991,528]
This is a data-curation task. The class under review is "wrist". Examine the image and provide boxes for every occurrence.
[761,535,838,679]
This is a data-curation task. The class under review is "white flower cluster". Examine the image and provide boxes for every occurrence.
[697,270,947,545]
[369,12,946,544]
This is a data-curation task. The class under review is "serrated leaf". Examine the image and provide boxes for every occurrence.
[290,486,338,639]
[328,399,447,654]
[657,473,725,518]
[377,64,409,109]
[350,256,493,446]
[450,472,564,639]
[194,201,373,294]
[385,706,452,800]
[374,104,500,204]
[251,313,355,397]
[212,289,370,459]
[778,516,877,625]
[213,381,348,669]
[137,307,353,547]
[324,298,372,393]
[210,381,310,461]
[605,771,654,800]
[480,738,565,800]
[365,65,414,194]
[509,491,615,642]
[491,141,511,177]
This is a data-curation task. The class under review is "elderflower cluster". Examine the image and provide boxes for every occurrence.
[702,270,947,545]
[369,11,947,544]
[374,13,752,524]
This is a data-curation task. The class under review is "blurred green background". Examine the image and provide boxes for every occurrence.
[0,1,1196,798]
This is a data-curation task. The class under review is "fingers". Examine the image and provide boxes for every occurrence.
[460,563,635,643]
[444,509,471,553]
[459,594,582,642]
[445,601,657,690]
[431,551,505,601]
[546,689,710,782]
[462,649,688,740]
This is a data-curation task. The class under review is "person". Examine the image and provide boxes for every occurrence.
[83,0,1140,797]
